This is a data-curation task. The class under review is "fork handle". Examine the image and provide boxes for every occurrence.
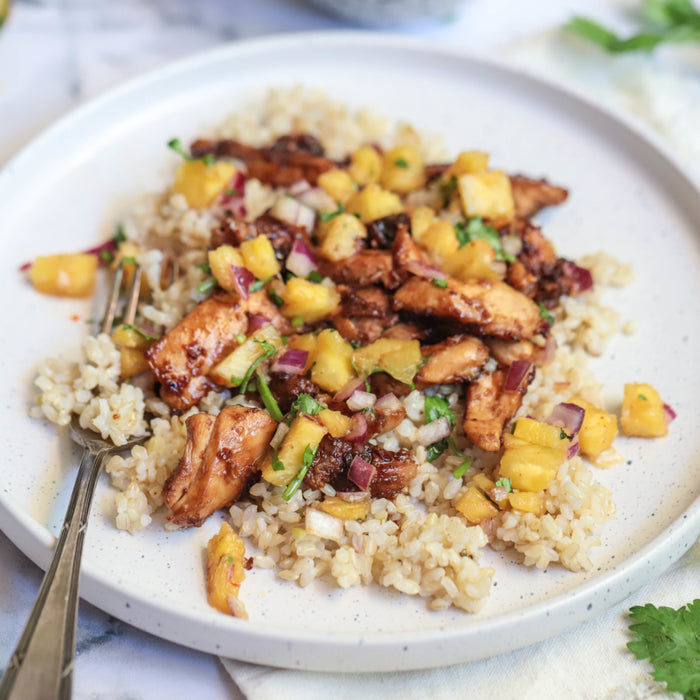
[0,448,107,700]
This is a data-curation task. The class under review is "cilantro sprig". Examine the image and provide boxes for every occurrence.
[454,217,515,263]
[319,202,345,222]
[237,339,276,394]
[288,393,324,422]
[627,599,700,698]
[168,138,216,166]
[424,396,457,462]
[282,444,318,500]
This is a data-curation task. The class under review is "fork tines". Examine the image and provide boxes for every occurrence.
[100,261,142,335]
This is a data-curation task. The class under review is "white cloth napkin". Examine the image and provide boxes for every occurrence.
[221,29,700,699]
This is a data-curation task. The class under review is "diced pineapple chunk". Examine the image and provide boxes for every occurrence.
[318,214,367,262]
[458,170,515,220]
[240,235,280,280]
[114,241,149,298]
[346,184,404,223]
[286,333,317,371]
[111,324,153,350]
[206,522,247,616]
[446,239,499,280]
[352,338,422,386]
[410,206,436,244]
[472,473,496,492]
[380,145,425,194]
[172,160,237,208]
[211,323,282,386]
[513,417,572,450]
[29,254,98,298]
[447,151,489,178]
[208,245,245,292]
[319,497,369,521]
[281,278,340,324]
[317,408,351,438]
[502,433,531,450]
[499,444,565,492]
[310,329,355,393]
[568,396,619,456]
[118,347,151,379]
[455,485,499,524]
[261,415,328,486]
[111,324,155,379]
[317,168,358,205]
[348,145,383,186]
[620,383,669,438]
[420,220,459,266]
[507,491,546,515]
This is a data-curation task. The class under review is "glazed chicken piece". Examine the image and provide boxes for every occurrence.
[510,175,568,219]
[391,224,441,283]
[190,134,336,187]
[319,249,400,289]
[381,323,426,341]
[416,335,489,386]
[485,338,541,366]
[246,289,295,335]
[366,213,410,250]
[163,406,276,527]
[331,286,399,345]
[393,277,549,341]
[463,367,533,452]
[145,294,247,412]
[267,373,321,413]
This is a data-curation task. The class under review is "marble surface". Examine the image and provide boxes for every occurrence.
[1,1,698,698]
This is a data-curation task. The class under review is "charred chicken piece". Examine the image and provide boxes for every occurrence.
[393,277,549,341]
[163,406,277,527]
[145,294,247,412]
[416,335,489,386]
[485,338,542,366]
[510,175,568,219]
[319,249,400,290]
[190,134,336,187]
[332,286,399,345]
[463,367,533,452]
[246,290,295,336]
[366,213,410,250]
[391,223,440,283]
[267,374,322,414]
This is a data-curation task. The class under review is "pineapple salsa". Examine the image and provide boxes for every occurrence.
[28,90,675,616]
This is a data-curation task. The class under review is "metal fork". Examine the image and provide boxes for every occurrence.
[0,262,149,700]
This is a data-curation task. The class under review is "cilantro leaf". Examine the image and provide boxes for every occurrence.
[119,324,160,342]
[425,395,457,427]
[319,202,345,222]
[167,138,193,161]
[197,276,217,294]
[537,302,555,324]
[238,339,276,393]
[394,157,409,169]
[257,374,284,422]
[282,444,318,500]
[427,439,448,462]
[272,449,285,471]
[440,175,458,209]
[495,477,513,492]
[432,278,448,288]
[112,224,127,246]
[307,270,323,283]
[288,393,324,420]
[454,217,515,262]
[627,599,700,698]
[267,288,284,307]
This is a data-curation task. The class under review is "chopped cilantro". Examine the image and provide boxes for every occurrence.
[257,374,284,422]
[452,458,473,479]
[319,202,345,222]
[537,302,555,324]
[427,440,448,462]
[235,333,247,345]
[431,278,448,288]
[272,449,285,472]
[454,217,515,262]
[291,316,304,328]
[307,270,323,283]
[121,256,137,266]
[198,262,212,274]
[495,477,513,492]
[238,339,276,393]
[288,393,324,420]
[448,437,466,458]
[394,157,409,169]
[120,324,160,342]
[425,395,457,427]
[249,279,266,293]
[560,429,573,440]
[226,556,234,563]
[196,276,217,294]
[639,394,648,401]
[440,175,458,209]
[268,288,285,307]
[100,249,114,264]
[282,444,318,500]
[167,138,193,161]
[112,224,127,246]
[202,153,216,166]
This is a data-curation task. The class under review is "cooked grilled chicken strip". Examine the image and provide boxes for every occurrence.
[319,250,400,289]
[267,373,322,413]
[510,175,568,219]
[463,368,533,452]
[190,134,336,187]
[416,335,489,385]
[146,293,248,412]
[246,290,295,335]
[391,224,441,283]
[366,213,410,250]
[393,277,548,341]
[485,338,540,366]
[163,406,276,527]
[332,286,399,345]
[381,323,426,341]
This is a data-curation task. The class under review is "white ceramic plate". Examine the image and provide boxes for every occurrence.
[0,33,699,673]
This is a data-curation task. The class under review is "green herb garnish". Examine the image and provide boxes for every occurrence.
[257,374,284,422]
[198,262,212,274]
[167,138,193,161]
[238,339,277,394]
[431,278,448,288]
[495,477,513,492]
[288,393,324,420]
[197,277,217,294]
[235,333,247,345]
[282,444,318,500]
[307,270,323,283]
[112,224,127,246]
[121,256,137,266]
[119,324,160,342]
[560,429,573,440]
[440,175,458,209]
[272,449,285,472]
[319,202,345,222]
[639,394,648,401]
[537,302,555,324]
[291,316,304,328]
[425,395,457,427]
[249,279,266,293]
[268,289,285,307]
[100,249,114,264]
[394,157,409,169]
[454,217,515,262]
[452,458,473,479]
[202,153,216,166]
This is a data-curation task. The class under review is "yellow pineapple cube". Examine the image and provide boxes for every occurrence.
[472,473,496,492]
[410,206,436,244]
[319,497,369,521]
[502,433,530,450]
[513,417,572,450]
[317,408,351,438]
[317,169,358,205]
[499,444,565,492]
[447,151,489,178]
[172,160,237,208]
[458,170,515,220]
[240,235,280,280]
[446,239,499,280]
[455,485,499,524]
[211,323,282,386]
[310,329,355,393]
[353,338,422,386]
[281,278,340,324]
[208,245,245,292]
[568,396,619,456]
[346,184,404,223]
[507,491,546,515]
[286,333,317,371]
[420,220,459,266]
[261,414,328,486]
[380,145,425,194]
[620,383,669,438]
[206,522,247,616]
[318,213,367,262]
[348,145,383,186]
[29,254,98,298]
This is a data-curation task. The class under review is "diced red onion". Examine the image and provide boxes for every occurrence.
[231,266,255,300]
[663,403,677,423]
[226,594,249,620]
[333,376,367,402]
[370,142,383,155]
[567,438,580,459]
[375,393,402,413]
[83,239,119,266]
[305,509,344,542]
[271,349,308,375]
[296,187,336,212]
[248,314,270,332]
[564,261,594,293]
[345,413,368,443]
[270,196,315,233]
[538,336,558,365]
[501,234,523,259]
[287,180,311,197]
[348,456,376,491]
[417,416,452,446]
[285,237,318,278]
[336,491,371,504]
[221,172,247,218]
[346,390,376,412]
[504,360,533,393]
[548,402,585,438]
[404,258,448,281]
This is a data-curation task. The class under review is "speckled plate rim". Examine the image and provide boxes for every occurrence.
[0,31,699,672]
